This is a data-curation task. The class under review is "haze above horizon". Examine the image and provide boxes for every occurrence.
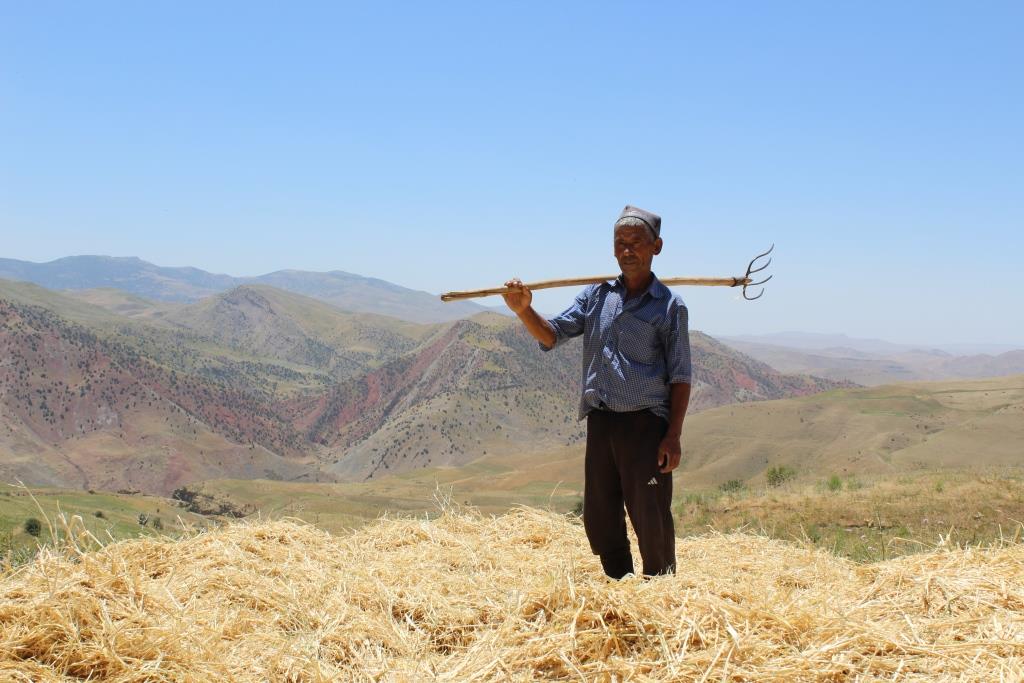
[3,2,1022,346]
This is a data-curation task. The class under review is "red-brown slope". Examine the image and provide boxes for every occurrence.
[689,332,856,410]
[0,299,310,493]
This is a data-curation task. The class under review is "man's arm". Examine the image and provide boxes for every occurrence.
[658,299,693,473]
[518,307,557,349]
[657,382,691,473]
[503,278,587,350]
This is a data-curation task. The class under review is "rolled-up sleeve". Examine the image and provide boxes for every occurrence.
[665,299,692,384]
[540,286,590,351]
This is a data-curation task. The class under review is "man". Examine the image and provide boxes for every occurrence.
[502,205,692,578]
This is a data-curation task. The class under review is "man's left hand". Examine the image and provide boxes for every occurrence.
[657,432,682,473]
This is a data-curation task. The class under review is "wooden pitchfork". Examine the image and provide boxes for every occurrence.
[440,245,774,302]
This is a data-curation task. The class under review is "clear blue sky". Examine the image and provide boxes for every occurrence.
[2,2,1022,345]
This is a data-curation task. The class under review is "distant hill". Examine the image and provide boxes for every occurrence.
[247,269,494,324]
[65,288,181,320]
[160,285,435,381]
[0,279,849,494]
[0,255,491,323]
[0,256,236,302]
[721,331,1023,357]
[721,337,1024,386]
[678,373,1024,487]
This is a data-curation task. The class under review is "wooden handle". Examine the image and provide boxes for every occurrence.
[440,275,750,301]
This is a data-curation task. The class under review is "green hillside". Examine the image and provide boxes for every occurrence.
[680,373,1024,487]
[0,485,209,566]
[65,287,182,319]
[162,284,437,380]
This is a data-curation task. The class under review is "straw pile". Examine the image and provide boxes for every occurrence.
[2,506,1023,682]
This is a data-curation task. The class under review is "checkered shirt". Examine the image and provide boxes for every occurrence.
[541,273,692,421]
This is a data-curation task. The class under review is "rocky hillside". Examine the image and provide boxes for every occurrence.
[0,296,312,494]
[161,285,433,382]
[0,279,851,493]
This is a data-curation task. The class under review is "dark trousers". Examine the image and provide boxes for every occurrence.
[584,409,675,578]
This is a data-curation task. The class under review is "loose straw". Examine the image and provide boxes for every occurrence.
[2,507,1023,681]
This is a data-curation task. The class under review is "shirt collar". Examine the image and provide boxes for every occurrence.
[612,272,667,299]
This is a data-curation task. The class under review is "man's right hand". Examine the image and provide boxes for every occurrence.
[502,278,532,314]
[502,278,557,349]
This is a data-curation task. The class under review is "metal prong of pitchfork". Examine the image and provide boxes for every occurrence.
[742,244,774,300]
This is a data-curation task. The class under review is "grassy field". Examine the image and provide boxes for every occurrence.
[173,445,586,536]
[0,484,209,567]
[163,466,1024,565]
[5,467,1024,568]
[674,467,1024,561]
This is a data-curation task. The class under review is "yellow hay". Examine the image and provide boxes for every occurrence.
[2,507,1023,681]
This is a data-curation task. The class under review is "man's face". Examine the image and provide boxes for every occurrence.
[614,224,662,278]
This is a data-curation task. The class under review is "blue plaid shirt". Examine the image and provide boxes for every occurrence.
[541,273,692,421]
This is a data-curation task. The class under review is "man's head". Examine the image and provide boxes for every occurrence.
[614,205,663,279]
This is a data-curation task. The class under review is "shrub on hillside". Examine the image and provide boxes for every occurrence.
[719,479,746,493]
[23,518,42,537]
[766,465,797,488]
[826,474,843,492]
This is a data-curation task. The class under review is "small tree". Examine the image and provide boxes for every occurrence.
[766,465,797,488]
[719,479,746,493]
[23,517,42,537]
[137,513,149,527]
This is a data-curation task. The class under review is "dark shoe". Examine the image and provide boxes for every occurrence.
[642,562,676,578]
[600,549,634,580]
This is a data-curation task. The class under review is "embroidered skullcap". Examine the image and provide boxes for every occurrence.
[614,205,661,239]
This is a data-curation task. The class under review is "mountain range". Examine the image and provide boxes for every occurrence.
[719,332,1024,356]
[7,257,1019,374]
[0,276,850,495]
[0,255,491,324]
[721,336,1024,386]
